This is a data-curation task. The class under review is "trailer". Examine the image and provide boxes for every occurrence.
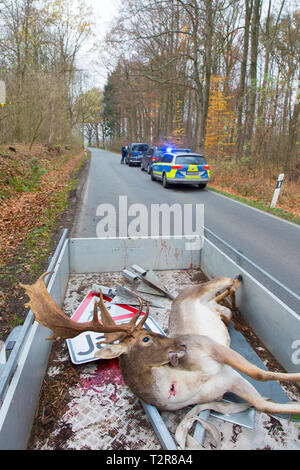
[0,230,299,450]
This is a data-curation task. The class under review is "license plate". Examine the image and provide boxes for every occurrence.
[187,172,200,176]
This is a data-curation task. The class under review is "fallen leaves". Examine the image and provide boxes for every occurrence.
[209,159,300,218]
[0,145,83,263]
[0,143,85,341]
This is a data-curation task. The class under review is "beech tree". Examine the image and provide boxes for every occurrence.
[205,76,236,158]
[102,0,299,175]
[0,0,92,145]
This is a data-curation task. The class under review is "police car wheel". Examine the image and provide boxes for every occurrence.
[198,183,207,189]
[162,173,169,188]
[147,165,151,175]
[151,170,155,181]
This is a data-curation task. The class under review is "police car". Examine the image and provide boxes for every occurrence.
[150,150,210,189]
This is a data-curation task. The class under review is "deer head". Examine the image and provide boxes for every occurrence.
[20,272,186,368]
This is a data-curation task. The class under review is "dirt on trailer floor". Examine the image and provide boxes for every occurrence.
[27,269,300,451]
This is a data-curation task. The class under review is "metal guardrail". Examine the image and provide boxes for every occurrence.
[204,227,300,314]
[0,229,69,407]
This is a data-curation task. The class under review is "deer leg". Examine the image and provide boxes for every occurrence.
[209,341,300,413]
[216,306,232,326]
[212,275,241,312]
[209,290,233,326]
[45,333,60,342]
[213,289,231,304]
[210,341,300,384]
[191,278,235,304]
[229,276,242,312]
[228,371,300,415]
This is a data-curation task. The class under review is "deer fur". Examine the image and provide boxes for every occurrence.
[20,274,300,420]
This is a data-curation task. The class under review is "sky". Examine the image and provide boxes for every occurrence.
[75,0,121,88]
[86,0,121,29]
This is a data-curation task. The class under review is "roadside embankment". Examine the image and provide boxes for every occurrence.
[0,143,90,342]
[208,158,300,225]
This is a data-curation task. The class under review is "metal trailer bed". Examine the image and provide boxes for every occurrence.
[0,231,299,450]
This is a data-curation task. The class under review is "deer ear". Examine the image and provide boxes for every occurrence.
[95,343,127,360]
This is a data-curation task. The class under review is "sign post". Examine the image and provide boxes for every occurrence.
[270,173,284,208]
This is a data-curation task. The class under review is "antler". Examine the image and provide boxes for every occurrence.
[20,272,149,343]
[96,290,150,344]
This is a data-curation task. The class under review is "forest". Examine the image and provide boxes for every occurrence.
[0,0,93,148]
[0,0,299,187]
[94,0,300,181]
[0,0,94,336]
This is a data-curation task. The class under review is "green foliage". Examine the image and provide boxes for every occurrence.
[4,157,47,196]
[11,316,25,327]
[101,78,119,140]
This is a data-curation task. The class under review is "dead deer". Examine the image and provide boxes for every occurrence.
[20,273,300,448]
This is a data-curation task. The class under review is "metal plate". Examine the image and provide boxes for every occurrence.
[210,399,255,429]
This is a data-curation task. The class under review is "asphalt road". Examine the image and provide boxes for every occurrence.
[73,148,300,313]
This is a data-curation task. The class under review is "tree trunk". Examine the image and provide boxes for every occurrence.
[199,0,213,153]
[235,0,253,160]
[285,77,300,180]
[244,0,262,153]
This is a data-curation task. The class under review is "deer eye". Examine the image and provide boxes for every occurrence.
[142,336,150,343]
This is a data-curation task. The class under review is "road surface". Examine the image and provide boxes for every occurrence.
[73,148,300,313]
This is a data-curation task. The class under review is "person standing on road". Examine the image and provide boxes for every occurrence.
[121,146,127,164]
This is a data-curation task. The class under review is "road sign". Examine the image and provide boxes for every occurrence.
[66,291,164,365]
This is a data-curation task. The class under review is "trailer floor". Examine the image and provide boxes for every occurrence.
[28,269,300,450]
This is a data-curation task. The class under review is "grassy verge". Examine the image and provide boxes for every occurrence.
[23,150,90,276]
[208,185,300,226]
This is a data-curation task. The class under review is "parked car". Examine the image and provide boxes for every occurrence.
[141,146,164,174]
[126,143,149,166]
[142,147,192,174]
[151,151,210,189]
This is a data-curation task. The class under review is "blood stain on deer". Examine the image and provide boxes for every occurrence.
[168,382,177,399]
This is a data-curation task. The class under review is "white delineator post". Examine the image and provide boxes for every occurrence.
[270,174,284,208]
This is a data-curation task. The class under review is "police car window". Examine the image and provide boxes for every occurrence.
[164,154,173,163]
[175,155,207,165]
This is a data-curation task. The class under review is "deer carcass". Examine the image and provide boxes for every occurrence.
[20,273,300,449]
